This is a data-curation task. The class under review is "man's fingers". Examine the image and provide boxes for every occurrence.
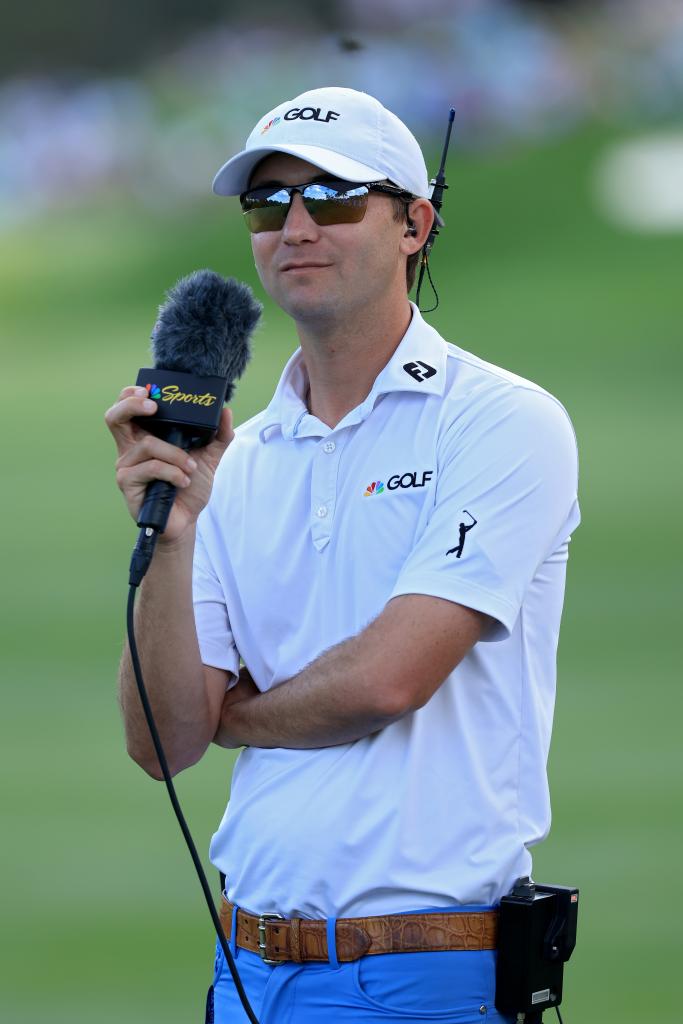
[107,392,232,520]
[106,390,157,427]
[204,407,234,461]
[215,407,234,446]
[195,407,234,473]
[118,385,146,401]
[116,432,197,473]
[116,459,192,493]
[105,388,158,452]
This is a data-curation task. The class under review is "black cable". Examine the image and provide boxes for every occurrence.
[415,253,440,314]
[421,258,440,314]
[556,1006,564,1024]
[126,583,260,1024]
[414,262,425,310]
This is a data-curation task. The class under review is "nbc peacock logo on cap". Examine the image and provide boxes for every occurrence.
[261,116,281,134]
[364,481,384,496]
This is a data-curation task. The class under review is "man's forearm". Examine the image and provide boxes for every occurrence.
[214,622,411,750]
[214,594,487,751]
[120,529,218,776]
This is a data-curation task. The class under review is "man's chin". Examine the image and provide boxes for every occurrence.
[279,293,343,324]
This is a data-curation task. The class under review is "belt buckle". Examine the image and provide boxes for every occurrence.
[258,912,285,964]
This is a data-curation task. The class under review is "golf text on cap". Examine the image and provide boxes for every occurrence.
[284,107,341,123]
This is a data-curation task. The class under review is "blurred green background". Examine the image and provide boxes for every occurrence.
[1,3,681,1022]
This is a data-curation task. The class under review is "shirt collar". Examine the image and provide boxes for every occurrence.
[258,303,447,443]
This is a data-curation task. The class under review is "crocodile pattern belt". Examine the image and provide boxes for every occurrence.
[219,895,498,964]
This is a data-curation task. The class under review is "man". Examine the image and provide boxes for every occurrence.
[106,87,580,1023]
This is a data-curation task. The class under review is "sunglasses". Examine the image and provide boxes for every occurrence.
[239,178,414,234]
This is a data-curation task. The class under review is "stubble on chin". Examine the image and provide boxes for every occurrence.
[283,295,342,325]
[269,278,350,326]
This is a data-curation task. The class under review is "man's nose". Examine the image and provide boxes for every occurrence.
[282,192,320,242]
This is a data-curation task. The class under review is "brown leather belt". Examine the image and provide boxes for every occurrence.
[219,896,497,964]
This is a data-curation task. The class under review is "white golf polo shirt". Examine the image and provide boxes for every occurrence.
[193,304,580,918]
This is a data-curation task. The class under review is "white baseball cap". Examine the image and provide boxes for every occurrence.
[212,86,430,199]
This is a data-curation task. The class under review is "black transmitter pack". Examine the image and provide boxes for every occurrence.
[495,877,579,1020]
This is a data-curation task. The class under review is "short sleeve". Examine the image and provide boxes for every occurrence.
[192,519,240,678]
[390,385,580,640]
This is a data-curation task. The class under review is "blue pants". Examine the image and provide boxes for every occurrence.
[208,906,514,1023]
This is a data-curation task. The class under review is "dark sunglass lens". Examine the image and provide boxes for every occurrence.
[302,183,369,226]
[240,181,371,232]
[241,186,291,233]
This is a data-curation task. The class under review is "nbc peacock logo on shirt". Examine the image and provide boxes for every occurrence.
[364,481,384,496]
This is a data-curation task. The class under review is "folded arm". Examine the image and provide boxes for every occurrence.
[213,594,489,750]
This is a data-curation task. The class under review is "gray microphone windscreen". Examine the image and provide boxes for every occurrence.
[151,270,262,400]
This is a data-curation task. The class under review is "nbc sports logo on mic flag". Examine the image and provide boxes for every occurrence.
[145,383,162,399]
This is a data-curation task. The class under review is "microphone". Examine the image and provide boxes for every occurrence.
[129,269,262,586]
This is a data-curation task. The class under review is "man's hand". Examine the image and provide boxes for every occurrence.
[104,385,234,544]
[213,666,261,748]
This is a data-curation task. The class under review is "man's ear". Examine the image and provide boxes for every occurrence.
[400,198,434,254]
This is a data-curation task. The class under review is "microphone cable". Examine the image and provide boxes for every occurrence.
[126,572,260,1024]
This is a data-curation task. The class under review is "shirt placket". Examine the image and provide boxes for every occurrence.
[310,433,345,551]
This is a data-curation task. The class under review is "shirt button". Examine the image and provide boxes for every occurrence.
[323,441,336,453]
[316,505,329,518]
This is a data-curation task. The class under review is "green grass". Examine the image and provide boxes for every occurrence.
[1,123,680,1022]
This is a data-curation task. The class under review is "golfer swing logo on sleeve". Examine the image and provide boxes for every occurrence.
[107,85,580,1024]
[446,510,478,559]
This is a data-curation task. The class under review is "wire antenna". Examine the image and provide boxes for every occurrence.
[415,107,455,312]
